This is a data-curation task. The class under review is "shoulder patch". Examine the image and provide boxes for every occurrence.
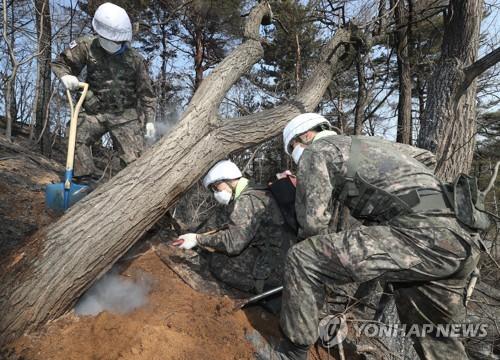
[69,40,78,49]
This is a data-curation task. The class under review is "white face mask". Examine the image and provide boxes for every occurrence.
[98,37,122,54]
[214,190,232,205]
[291,145,305,165]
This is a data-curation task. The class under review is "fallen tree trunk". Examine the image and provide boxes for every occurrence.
[0,2,356,345]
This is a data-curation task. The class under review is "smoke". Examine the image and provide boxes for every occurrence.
[154,120,174,139]
[146,108,179,147]
[74,268,152,316]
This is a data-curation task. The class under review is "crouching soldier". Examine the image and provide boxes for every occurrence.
[51,2,157,181]
[247,113,483,360]
[173,160,297,302]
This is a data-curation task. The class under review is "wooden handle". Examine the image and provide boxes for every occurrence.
[199,229,220,236]
[66,82,89,171]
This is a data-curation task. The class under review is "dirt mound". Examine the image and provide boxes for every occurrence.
[12,246,358,360]
[0,135,63,254]
[12,248,282,360]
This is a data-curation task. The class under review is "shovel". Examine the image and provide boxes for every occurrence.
[233,286,283,311]
[46,83,89,211]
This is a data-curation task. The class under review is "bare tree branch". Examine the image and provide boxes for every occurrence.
[462,46,500,92]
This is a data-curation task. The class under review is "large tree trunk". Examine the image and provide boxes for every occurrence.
[34,0,52,155]
[0,2,357,345]
[393,0,412,144]
[416,0,500,180]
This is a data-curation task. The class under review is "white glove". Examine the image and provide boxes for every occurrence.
[145,123,156,139]
[173,233,198,250]
[61,75,80,90]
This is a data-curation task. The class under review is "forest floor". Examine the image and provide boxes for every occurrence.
[12,246,276,360]
[0,133,347,360]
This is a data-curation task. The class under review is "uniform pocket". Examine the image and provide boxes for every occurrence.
[336,226,423,282]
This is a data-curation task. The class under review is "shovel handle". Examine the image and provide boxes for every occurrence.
[66,83,89,172]
[233,286,284,311]
[200,229,220,236]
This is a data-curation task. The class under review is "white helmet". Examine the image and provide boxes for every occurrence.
[203,160,242,188]
[283,113,332,155]
[92,3,132,42]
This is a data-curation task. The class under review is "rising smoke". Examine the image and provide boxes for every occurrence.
[145,108,179,147]
[74,268,152,316]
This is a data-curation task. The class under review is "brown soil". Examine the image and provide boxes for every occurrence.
[9,244,348,360]
[12,247,284,360]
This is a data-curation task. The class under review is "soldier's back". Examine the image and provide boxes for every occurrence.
[312,134,442,196]
[239,185,296,248]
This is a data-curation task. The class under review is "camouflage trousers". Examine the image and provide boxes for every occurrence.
[74,108,144,177]
[280,213,481,360]
[209,245,287,294]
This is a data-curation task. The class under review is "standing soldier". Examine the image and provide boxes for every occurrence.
[173,160,296,306]
[52,2,157,181]
[247,113,483,360]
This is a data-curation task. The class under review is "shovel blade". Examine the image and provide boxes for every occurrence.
[45,182,89,211]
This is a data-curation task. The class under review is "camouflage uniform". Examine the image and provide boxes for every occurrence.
[197,183,297,294]
[281,134,482,359]
[52,36,156,176]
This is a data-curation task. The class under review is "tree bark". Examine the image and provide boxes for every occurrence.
[34,0,52,155]
[295,33,302,93]
[156,6,175,126]
[417,0,491,181]
[354,51,367,135]
[2,0,16,141]
[194,24,204,90]
[416,72,425,131]
[0,2,356,345]
[393,0,412,144]
[374,0,386,36]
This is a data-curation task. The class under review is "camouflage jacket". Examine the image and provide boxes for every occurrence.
[197,184,296,256]
[296,133,442,239]
[52,36,156,124]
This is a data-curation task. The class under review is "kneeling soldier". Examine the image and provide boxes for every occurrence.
[173,160,297,300]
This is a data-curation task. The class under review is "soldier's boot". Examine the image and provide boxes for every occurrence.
[246,330,309,360]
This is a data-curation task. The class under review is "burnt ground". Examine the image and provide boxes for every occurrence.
[0,134,63,256]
